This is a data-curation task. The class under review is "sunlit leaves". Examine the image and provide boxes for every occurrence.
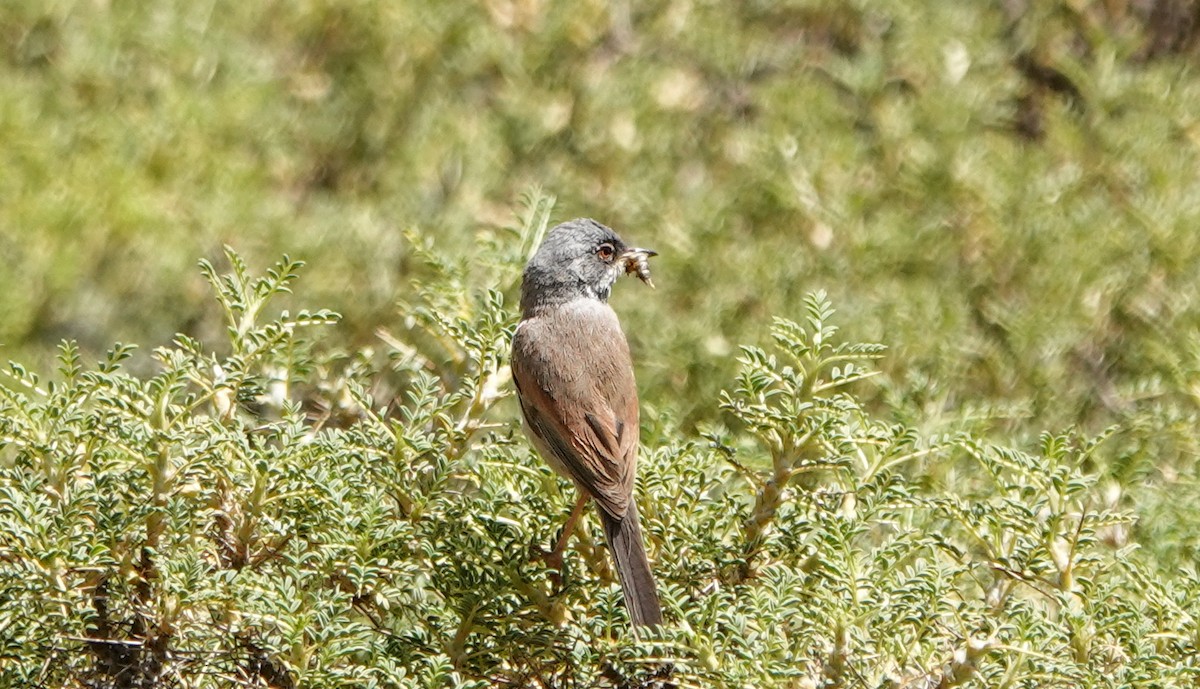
[1,247,1197,688]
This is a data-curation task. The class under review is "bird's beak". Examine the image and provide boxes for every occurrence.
[620,247,658,289]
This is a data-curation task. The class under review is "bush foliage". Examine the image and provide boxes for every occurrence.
[3,0,1200,686]
[2,230,1197,687]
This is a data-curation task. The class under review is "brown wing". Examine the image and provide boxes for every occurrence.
[511,301,639,519]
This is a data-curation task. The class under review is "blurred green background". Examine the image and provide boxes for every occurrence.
[4,1,1200,461]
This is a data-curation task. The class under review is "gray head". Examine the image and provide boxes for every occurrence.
[520,218,656,315]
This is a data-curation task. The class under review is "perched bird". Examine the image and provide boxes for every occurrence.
[510,218,662,628]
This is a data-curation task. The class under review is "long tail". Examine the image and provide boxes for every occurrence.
[599,502,663,628]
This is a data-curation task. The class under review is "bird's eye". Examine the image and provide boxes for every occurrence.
[596,243,616,261]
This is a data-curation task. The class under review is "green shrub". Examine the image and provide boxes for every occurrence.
[2,230,1196,687]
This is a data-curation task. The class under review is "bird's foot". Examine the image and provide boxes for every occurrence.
[530,543,567,589]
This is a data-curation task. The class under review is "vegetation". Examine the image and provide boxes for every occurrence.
[2,1,1200,687]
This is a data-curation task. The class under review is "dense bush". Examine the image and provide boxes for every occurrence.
[3,0,1200,686]
[2,234,1196,687]
[3,0,1200,436]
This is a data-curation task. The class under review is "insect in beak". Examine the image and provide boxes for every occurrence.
[619,248,657,288]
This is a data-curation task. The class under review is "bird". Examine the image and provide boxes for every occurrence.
[510,217,662,629]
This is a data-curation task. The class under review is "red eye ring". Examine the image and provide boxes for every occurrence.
[597,243,616,261]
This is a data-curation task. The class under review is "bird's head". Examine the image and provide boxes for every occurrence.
[520,218,656,314]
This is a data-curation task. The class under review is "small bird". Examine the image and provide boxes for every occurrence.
[511,218,662,628]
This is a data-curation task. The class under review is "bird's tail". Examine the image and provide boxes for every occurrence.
[599,502,663,628]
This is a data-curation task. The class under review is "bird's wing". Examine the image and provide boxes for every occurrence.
[511,303,639,519]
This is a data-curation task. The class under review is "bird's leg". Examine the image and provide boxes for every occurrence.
[543,494,589,572]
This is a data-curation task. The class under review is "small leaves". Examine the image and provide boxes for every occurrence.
[98,343,137,373]
[0,256,1194,689]
[56,341,81,385]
